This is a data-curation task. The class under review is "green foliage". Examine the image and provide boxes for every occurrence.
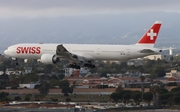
[151,67,166,77]
[62,87,73,96]
[171,86,180,92]
[49,79,59,88]
[66,98,71,102]
[24,94,32,101]
[34,94,45,101]
[38,81,50,95]
[110,92,119,102]
[44,65,53,73]
[159,88,169,94]
[58,74,65,80]
[0,92,9,101]
[122,93,131,104]
[59,80,70,89]
[174,96,180,104]
[24,97,30,101]
[23,72,39,83]
[167,82,177,86]
[131,91,141,105]
[50,98,58,102]
[143,92,153,105]
[161,92,173,106]
[110,90,132,103]
[14,96,21,101]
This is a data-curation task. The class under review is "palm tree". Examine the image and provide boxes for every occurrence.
[151,85,160,107]
[140,76,145,101]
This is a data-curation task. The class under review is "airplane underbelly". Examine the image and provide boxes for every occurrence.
[93,52,129,61]
[17,54,40,59]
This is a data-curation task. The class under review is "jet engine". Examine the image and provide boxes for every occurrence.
[40,54,59,64]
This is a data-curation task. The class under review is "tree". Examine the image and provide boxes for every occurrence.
[143,92,153,106]
[59,80,70,89]
[34,94,45,101]
[151,85,161,107]
[140,76,145,101]
[14,96,21,101]
[110,92,119,103]
[66,98,71,102]
[44,65,53,73]
[131,91,141,105]
[23,72,39,83]
[49,79,59,88]
[0,92,9,101]
[171,86,180,92]
[25,97,30,101]
[62,87,73,96]
[38,81,50,95]
[150,67,166,78]
[122,93,131,105]
[58,74,65,80]
[161,92,173,106]
[24,94,32,101]
[174,96,180,105]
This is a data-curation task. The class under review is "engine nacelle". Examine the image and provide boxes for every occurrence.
[40,54,59,64]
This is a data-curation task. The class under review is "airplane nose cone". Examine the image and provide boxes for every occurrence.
[4,50,9,55]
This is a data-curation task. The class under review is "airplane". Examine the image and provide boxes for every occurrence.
[4,21,162,69]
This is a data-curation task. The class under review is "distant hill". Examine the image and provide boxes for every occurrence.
[0,11,180,53]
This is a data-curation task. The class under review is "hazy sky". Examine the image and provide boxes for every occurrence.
[0,0,180,19]
[0,0,180,54]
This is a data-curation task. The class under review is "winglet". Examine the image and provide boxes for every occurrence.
[136,21,162,47]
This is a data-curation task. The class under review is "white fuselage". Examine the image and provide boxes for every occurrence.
[4,43,159,61]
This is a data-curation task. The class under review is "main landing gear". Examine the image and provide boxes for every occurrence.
[14,58,18,66]
[68,62,95,69]
[68,63,80,69]
[84,63,95,68]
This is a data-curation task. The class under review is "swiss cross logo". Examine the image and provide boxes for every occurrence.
[147,29,157,40]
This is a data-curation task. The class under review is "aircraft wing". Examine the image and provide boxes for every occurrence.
[56,44,85,62]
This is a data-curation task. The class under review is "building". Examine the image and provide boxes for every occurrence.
[64,67,89,77]
[5,68,23,75]
[144,54,172,61]
[19,83,40,89]
[167,76,180,85]
[24,67,32,74]
[64,77,108,88]
[165,70,180,78]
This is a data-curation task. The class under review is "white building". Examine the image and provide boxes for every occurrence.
[5,68,23,75]
[165,70,180,78]
[19,83,40,89]
[144,54,171,61]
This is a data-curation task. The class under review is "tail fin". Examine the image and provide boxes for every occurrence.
[136,21,162,47]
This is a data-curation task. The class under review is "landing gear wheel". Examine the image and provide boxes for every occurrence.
[15,58,18,66]
[15,62,18,66]
[84,63,95,68]
[68,63,80,69]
